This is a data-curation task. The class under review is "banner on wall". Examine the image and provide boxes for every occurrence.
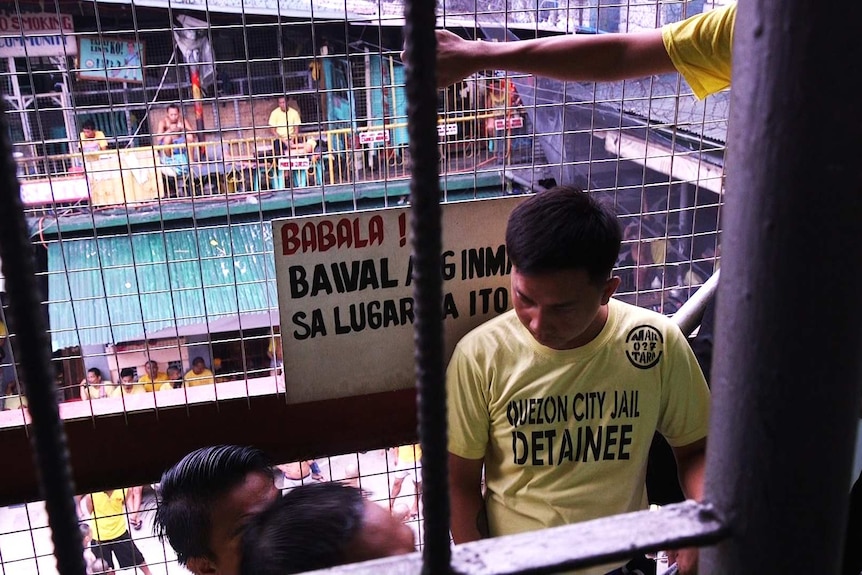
[273,195,528,404]
[0,13,76,58]
[78,37,145,83]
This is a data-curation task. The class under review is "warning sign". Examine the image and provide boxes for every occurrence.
[273,195,528,403]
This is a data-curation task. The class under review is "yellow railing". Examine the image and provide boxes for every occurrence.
[14,109,526,207]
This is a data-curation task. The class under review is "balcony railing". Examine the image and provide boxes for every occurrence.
[14,109,532,209]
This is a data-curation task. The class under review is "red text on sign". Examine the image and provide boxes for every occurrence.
[281,215,385,255]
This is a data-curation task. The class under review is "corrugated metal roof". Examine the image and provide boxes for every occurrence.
[47,222,277,350]
[590,75,730,143]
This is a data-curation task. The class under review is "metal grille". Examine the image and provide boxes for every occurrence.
[0,0,728,571]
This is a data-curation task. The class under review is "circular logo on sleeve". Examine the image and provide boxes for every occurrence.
[625,325,664,369]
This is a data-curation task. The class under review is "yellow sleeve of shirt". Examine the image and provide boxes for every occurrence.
[662,2,735,99]
[446,343,492,460]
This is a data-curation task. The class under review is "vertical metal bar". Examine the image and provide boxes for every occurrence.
[0,102,86,575]
[402,0,451,572]
[701,0,862,572]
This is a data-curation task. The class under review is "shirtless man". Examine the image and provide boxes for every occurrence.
[155,104,196,149]
[277,460,325,489]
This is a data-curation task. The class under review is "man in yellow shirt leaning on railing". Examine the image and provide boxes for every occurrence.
[184,356,216,387]
[139,360,169,393]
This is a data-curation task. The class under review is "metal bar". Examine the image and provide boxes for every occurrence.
[297,501,727,575]
[503,169,550,194]
[0,100,86,574]
[403,0,451,568]
[672,268,719,338]
[701,0,862,572]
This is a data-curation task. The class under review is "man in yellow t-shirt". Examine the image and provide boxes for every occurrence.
[138,360,169,393]
[80,367,119,400]
[432,2,735,100]
[80,119,109,153]
[160,365,183,391]
[268,96,302,155]
[267,330,283,376]
[114,367,145,397]
[82,489,152,574]
[446,188,709,575]
[184,356,215,387]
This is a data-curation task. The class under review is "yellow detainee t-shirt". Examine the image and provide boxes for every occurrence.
[91,490,128,542]
[139,373,169,393]
[397,444,422,465]
[662,2,736,99]
[268,106,302,141]
[447,299,710,575]
[184,368,215,387]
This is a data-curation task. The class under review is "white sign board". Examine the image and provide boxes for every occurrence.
[359,130,390,145]
[437,123,458,137]
[277,156,312,170]
[78,37,145,83]
[19,177,90,206]
[494,115,524,131]
[273,195,528,404]
[0,13,76,57]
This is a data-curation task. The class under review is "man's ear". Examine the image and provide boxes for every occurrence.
[185,557,218,575]
[602,276,621,304]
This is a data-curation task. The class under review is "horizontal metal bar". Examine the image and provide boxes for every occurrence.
[673,268,720,337]
[307,500,729,575]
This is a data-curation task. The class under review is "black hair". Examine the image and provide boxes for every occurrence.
[153,445,274,565]
[82,119,96,131]
[240,483,365,575]
[506,186,622,283]
[119,367,135,379]
[87,367,102,378]
[191,356,205,366]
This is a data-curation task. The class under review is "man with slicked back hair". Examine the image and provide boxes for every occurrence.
[154,445,277,575]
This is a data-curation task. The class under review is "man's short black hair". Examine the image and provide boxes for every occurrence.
[82,119,96,131]
[240,482,365,575]
[192,356,206,367]
[154,445,273,565]
[87,367,102,378]
[119,367,135,379]
[506,186,622,283]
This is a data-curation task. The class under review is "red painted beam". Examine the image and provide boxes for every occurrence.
[0,387,417,506]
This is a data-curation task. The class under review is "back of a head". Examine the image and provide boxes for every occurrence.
[506,186,622,283]
[154,445,273,565]
[89,558,111,574]
[240,482,365,575]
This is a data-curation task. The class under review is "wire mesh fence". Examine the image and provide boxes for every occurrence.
[1,0,728,569]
